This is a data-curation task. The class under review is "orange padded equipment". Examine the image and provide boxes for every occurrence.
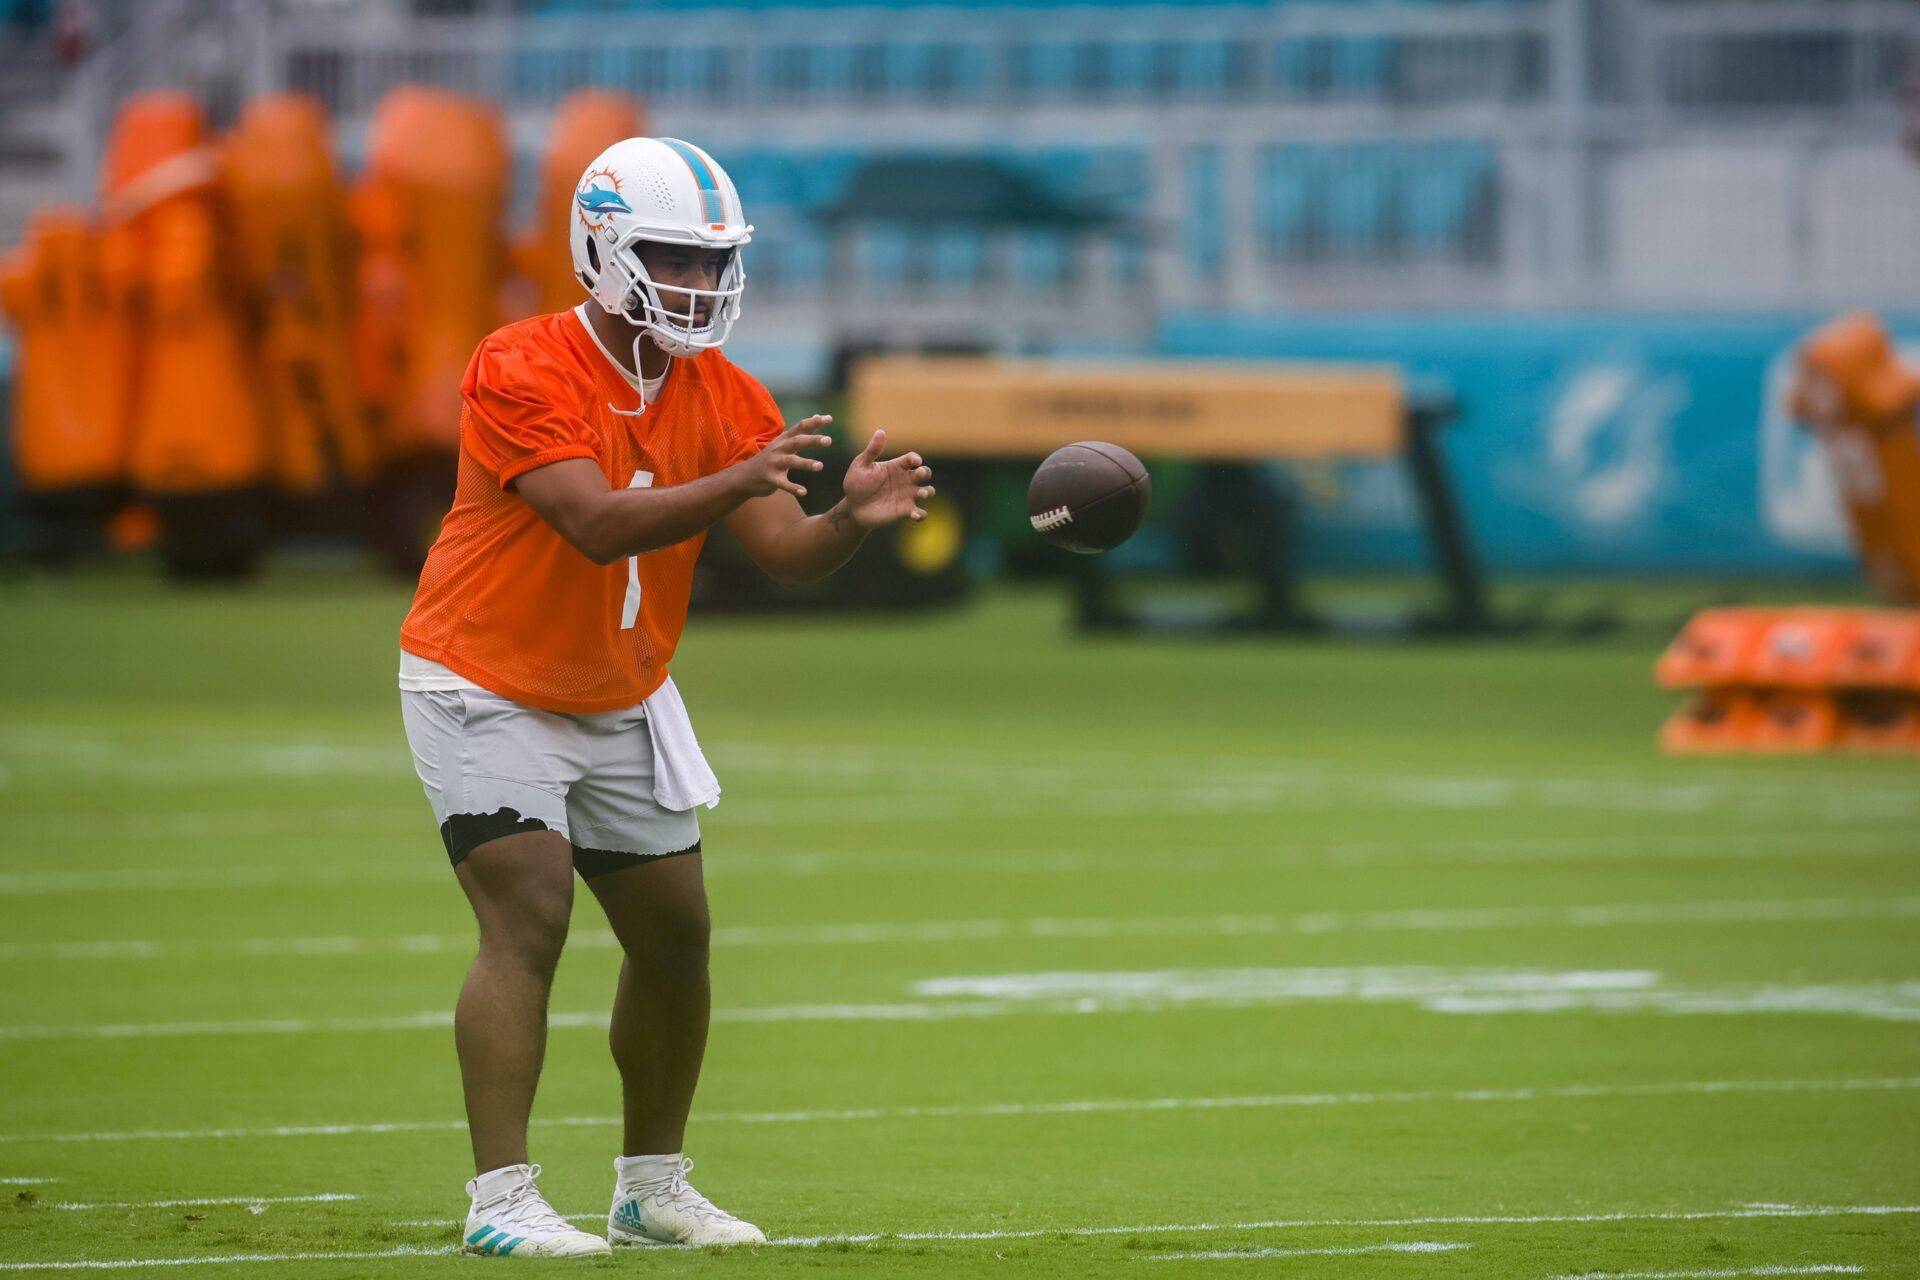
[352,88,511,463]
[0,208,128,495]
[1653,608,1771,690]
[1659,688,1762,754]
[222,94,374,494]
[1831,610,1920,689]
[105,93,269,497]
[1789,313,1920,603]
[1745,690,1842,754]
[1745,609,1862,689]
[1656,605,1920,754]
[1835,691,1920,753]
[521,91,645,317]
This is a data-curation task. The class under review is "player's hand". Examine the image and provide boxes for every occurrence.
[840,429,935,529]
[739,415,833,499]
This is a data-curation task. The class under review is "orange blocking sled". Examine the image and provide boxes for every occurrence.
[1659,688,1763,754]
[223,94,374,494]
[354,88,511,463]
[521,91,646,317]
[1653,609,1772,690]
[105,92,269,498]
[1834,692,1920,753]
[1790,313,1920,604]
[1744,610,1863,689]
[0,208,129,497]
[1830,611,1920,689]
[1744,690,1842,753]
[1656,605,1920,754]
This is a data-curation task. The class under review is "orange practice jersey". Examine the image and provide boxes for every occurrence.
[401,310,784,712]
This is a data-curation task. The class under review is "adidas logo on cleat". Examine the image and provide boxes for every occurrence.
[466,1226,526,1256]
[613,1200,648,1235]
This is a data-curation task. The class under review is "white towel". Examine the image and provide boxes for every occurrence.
[642,675,721,811]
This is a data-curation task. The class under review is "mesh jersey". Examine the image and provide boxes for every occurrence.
[400,310,784,713]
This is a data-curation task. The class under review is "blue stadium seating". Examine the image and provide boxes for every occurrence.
[1322,142,1394,253]
[931,226,989,284]
[1182,146,1225,279]
[1399,140,1491,250]
[1015,230,1074,288]
[1255,145,1317,252]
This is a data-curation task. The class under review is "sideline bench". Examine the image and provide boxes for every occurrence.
[851,356,1488,634]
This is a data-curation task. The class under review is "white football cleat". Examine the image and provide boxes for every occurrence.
[463,1163,611,1258]
[607,1156,766,1247]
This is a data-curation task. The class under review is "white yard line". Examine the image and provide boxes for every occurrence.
[392,1205,1915,1247]
[756,1202,1920,1247]
[0,1247,456,1272]
[40,1194,355,1212]
[8,894,1917,961]
[1552,1267,1864,1279]
[7,1076,1915,1146]
[1153,1241,1468,1260]
[7,963,1920,1039]
[0,1177,59,1184]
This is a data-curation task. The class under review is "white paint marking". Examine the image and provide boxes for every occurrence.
[11,895,1911,962]
[907,967,1920,1025]
[383,1206,1917,1249]
[0,1177,59,1184]
[761,1203,1919,1248]
[9,966,1920,1040]
[39,1193,355,1212]
[0,1246,456,1272]
[8,1076,1916,1146]
[914,966,1662,1004]
[1552,1267,1863,1279]
[1153,1240,1468,1260]
[0,864,443,896]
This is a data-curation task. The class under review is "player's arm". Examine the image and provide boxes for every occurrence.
[725,421,934,584]
[514,422,832,565]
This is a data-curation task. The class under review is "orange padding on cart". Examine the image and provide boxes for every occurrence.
[1654,606,1920,754]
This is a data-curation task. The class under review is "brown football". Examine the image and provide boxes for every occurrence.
[1027,441,1152,554]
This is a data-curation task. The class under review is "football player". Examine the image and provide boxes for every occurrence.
[398,137,932,1257]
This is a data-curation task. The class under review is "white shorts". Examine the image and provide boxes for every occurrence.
[399,685,702,875]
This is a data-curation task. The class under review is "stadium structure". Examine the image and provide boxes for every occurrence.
[4,0,1915,386]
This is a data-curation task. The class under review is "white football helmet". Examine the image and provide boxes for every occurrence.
[569,137,751,357]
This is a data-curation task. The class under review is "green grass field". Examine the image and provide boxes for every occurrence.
[1,567,1917,1277]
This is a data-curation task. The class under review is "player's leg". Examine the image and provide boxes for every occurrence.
[452,831,615,1257]
[581,850,711,1156]
[569,707,764,1246]
[581,848,761,1245]
[453,828,576,1174]
[401,686,610,1258]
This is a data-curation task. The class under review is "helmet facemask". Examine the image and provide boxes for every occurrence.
[589,230,746,359]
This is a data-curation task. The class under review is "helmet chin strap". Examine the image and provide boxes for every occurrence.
[607,328,650,418]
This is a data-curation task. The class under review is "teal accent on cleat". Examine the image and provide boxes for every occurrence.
[613,1201,647,1235]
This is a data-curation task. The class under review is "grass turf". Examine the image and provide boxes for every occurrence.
[0,566,1916,1277]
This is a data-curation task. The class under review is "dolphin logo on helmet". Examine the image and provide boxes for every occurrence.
[568,138,752,359]
[576,185,631,217]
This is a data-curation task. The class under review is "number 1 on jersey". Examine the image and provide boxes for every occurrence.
[619,470,654,630]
